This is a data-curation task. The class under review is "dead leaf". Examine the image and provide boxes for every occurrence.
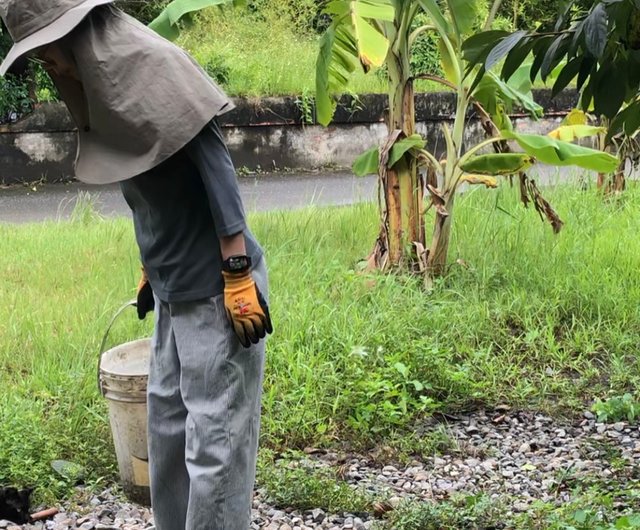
[413,241,428,273]
[461,174,498,188]
[373,501,394,516]
[435,203,449,217]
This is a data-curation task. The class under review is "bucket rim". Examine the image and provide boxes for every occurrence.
[100,337,151,378]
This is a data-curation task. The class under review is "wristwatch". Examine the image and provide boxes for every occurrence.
[222,255,252,274]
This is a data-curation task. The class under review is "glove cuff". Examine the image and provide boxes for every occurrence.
[222,270,253,287]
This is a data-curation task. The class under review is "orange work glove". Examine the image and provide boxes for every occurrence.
[136,267,155,320]
[222,271,273,347]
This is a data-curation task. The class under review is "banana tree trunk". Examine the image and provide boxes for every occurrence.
[599,162,626,195]
[424,91,468,277]
[426,194,454,276]
[381,34,424,269]
[597,144,626,196]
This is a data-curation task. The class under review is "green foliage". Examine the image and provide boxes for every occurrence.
[410,14,442,77]
[176,6,387,96]
[550,509,640,530]
[0,389,116,503]
[592,394,640,424]
[472,0,640,140]
[294,89,315,125]
[496,0,589,30]
[460,152,533,175]
[525,488,640,530]
[0,27,58,121]
[337,344,455,435]
[257,454,373,513]
[384,494,507,530]
[34,65,59,103]
[353,147,380,176]
[570,512,640,530]
[502,130,619,173]
[200,54,231,85]
[149,0,247,40]
[248,0,322,35]
[0,18,59,115]
[116,0,170,24]
[315,0,394,125]
[0,74,32,123]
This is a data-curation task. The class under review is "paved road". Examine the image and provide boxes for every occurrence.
[0,171,378,224]
[0,165,607,224]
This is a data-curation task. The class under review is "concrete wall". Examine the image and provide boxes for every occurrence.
[0,90,579,184]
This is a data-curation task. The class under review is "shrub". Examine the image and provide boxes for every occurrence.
[247,0,325,35]
[115,0,169,24]
[0,74,32,123]
[497,0,592,30]
[410,14,442,77]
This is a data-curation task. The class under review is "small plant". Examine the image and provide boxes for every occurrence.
[68,192,104,225]
[345,92,364,121]
[524,487,640,530]
[551,509,640,530]
[384,494,507,530]
[257,456,374,514]
[295,89,315,125]
[592,394,640,424]
[34,65,59,103]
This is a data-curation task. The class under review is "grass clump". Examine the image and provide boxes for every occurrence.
[257,452,373,514]
[522,487,640,529]
[382,494,507,530]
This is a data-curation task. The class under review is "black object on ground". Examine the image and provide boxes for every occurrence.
[0,485,32,524]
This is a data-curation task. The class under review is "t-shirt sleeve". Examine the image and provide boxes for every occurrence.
[183,119,247,238]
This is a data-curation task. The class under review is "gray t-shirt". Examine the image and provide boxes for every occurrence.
[120,120,263,303]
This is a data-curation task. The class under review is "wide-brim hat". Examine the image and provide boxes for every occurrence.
[0,0,114,76]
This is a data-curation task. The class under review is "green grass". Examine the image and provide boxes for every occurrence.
[174,5,553,98]
[176,7,443,97]
[257,451,374,514]
[381,494,508,530]
[1,181,640,504]
[380,488,640,530]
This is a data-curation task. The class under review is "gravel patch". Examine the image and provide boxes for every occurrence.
[5,410,640,529]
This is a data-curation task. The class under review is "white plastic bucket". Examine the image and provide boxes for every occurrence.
[98,303,151,505]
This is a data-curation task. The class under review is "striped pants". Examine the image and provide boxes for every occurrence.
[148,260,268,530]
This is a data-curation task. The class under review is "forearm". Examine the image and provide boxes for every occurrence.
[220,232,247,260]
[184,121,250,250]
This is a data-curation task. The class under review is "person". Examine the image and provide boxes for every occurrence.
[0,1,273,529]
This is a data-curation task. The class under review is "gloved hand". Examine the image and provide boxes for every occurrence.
[223,271,273,347]
[136,268,155,320]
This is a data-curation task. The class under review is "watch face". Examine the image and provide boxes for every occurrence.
[226,255,251,271]
[230,257,247,269]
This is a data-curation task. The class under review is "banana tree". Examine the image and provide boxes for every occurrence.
[464,0,640,195]
[150,0,618,278]
[316,0,618,277]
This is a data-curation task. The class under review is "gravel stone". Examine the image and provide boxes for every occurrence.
[8,409,639,530]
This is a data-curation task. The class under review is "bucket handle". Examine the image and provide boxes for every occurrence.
[98,300,138,397]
